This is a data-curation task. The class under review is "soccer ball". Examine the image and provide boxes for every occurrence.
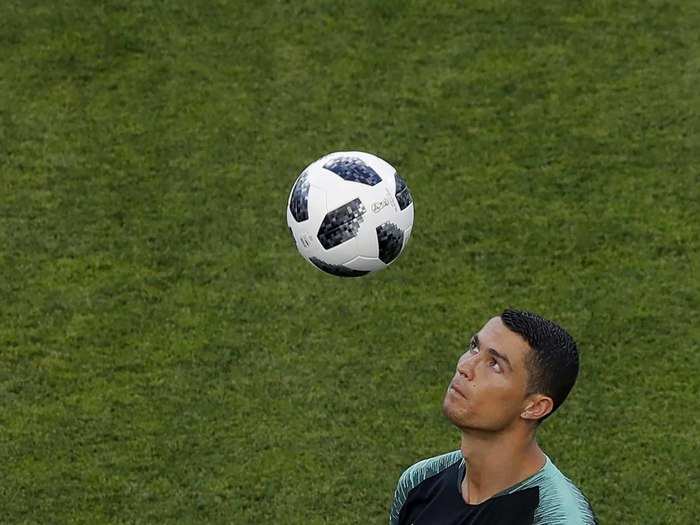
[287,151,414,277]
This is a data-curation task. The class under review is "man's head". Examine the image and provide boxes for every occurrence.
[442,308,579,433]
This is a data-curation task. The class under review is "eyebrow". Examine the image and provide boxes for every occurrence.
[472,334,513,372]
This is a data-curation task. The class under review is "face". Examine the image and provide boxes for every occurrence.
[442,316,533,432]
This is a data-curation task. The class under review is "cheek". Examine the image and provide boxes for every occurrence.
[499,382,530,416]
[482,377,524,407]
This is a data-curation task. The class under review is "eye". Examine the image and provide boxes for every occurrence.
[489,358,502,373]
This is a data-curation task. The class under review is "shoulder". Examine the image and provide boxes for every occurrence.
[524,457,597,525]
[389,450,462,525]
[397,449,463,491]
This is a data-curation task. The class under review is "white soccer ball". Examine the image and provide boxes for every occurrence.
[287,151,414,277]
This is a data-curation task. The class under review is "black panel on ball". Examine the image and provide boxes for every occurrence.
[376,222,404,264]
[323,157,382,186]
[309,257,370,277]
[289,172,311,222]
[317,198,366,250]
[394,173,413,211]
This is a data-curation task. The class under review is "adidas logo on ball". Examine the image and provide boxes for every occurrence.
[372,196,392,214]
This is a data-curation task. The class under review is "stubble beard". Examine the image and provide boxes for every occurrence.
[442,392,471,429]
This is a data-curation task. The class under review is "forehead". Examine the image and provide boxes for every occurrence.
[477,316,531,367]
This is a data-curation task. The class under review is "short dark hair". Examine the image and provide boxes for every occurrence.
[500,308,579,422]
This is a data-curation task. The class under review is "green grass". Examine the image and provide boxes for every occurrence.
[1,1,699,523]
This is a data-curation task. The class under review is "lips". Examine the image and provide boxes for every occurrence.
[450,382,467,399]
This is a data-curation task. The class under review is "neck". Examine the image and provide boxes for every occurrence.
[459,423,545,505]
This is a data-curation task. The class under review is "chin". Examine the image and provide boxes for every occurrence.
[443,403,507,433]
[442,399,470,427]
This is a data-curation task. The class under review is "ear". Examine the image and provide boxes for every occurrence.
[521,394,554,422]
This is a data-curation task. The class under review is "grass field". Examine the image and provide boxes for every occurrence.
[1,1,699,523]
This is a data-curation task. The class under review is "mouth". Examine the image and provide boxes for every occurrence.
[449,382,467,399]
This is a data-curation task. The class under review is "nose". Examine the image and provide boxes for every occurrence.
[457,354,475,381]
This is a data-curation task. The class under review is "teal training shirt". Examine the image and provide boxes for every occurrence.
[390,450,597,525]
